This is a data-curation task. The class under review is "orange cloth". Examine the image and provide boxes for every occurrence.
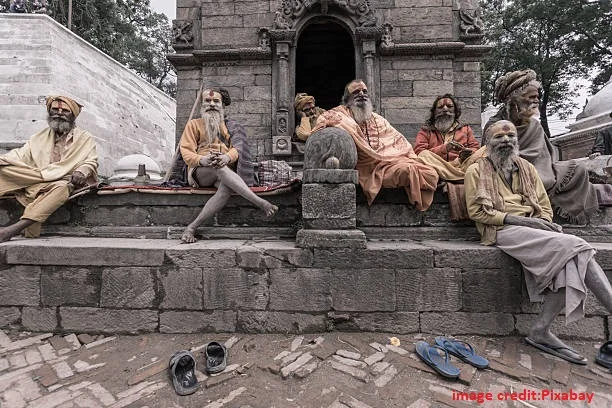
[414,123,480,161]
[313,106,438,210]
[179,118,239,168]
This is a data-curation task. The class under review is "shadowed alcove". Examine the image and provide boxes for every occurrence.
[295,20,356,110]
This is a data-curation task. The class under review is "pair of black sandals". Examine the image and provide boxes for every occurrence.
[168,341,227,395]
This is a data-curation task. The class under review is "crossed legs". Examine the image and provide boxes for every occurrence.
[181,166,278,243]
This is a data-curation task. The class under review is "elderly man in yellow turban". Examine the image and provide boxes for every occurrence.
[0,95,98,242]
[294,93,325,142]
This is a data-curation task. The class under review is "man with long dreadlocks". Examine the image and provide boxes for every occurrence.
[484,69,598,222]
[466,120,612,365]
[179,88,278,243]
[312,79,438,210]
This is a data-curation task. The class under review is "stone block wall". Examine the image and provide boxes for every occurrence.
[0,14,176,177]
[1,238,610,339]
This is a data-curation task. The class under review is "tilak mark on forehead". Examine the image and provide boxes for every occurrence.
[209,90,214,97]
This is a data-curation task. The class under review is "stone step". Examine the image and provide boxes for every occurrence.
[1,237,610,337]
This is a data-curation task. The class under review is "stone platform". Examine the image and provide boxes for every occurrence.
[1,237,610,339]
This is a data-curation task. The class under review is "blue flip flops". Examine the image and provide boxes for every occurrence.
[435,336,489,369]
[415,341,461,379]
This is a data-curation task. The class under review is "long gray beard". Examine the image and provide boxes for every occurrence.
[349,100,373,125]
[435,115,455,133]
[47,117,74,135]
[201,108,224,143]
[489,145,519,174]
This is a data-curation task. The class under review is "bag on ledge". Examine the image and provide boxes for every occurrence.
[257,160,293,187]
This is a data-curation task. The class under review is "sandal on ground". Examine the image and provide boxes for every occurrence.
[415,341,460,379]
[205,341,227,374]
[525,337,587,365]
[595,340,612,369]
[168,350,199,396]
[435,336,489,369]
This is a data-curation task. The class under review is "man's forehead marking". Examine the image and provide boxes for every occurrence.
[348,81,367,93]
[437,98,453,106]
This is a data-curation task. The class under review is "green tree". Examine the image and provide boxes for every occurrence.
[46,0,176,96]
[480,0,612,136]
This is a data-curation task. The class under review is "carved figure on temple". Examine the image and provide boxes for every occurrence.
[179,89,278,243]
[459,7,484,35]
[173,20,194,46]
[0,96,98,242]
[466,120,612,365]
[294,93,325,142]
[313,79,438,210]
[485,69,598,222]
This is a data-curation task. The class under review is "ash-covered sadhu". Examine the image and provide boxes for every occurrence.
[0,95,98,241]
[313,79,438,210]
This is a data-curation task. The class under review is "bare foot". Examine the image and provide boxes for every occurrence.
[263,202,278,218]
[0,228,14,243]
[528,329,584,362]
[180,228,197,243]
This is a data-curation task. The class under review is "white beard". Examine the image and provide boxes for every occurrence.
[201,108,224,143]
[434,115,455,133]
[349,100,373,125]
[489,144,519,174]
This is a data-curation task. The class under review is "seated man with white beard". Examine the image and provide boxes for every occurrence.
[465,120,612,365]
[179,88,278,243]
[414,94,483,181]
[312,79,438,210]
[0,95,98,242]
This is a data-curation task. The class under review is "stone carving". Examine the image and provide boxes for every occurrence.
[381,22,394,47]
[304,127,358,170]
[173,20,194,48]
[273,0,376,29]
[258,28,271,49]
[459,7,484,35]
[278,117,288,134]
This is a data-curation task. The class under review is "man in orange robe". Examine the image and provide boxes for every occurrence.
[313,80,438,210]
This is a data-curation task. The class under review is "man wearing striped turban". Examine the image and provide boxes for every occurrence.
[294,93,325,141]
[0,95,98,241]
[484,69,598,223]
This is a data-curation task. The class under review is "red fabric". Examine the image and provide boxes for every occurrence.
[414,124,480,161]
[98,179,301,194]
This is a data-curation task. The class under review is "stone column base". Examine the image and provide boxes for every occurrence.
[295,229,367,249]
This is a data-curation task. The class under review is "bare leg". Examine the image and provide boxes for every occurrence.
[0,219,36,242]
[215,166,277,216]
[527,289,585,362]
[585,259,612,313]
[181,184,232,243]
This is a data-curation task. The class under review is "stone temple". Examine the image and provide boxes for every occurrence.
[170,0,489,163]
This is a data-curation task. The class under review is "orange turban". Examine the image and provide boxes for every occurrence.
[45,95,83,117]
[294,93,315,111]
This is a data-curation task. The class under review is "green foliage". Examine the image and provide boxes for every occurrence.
[480,0,612,135]
[46,0,176,97]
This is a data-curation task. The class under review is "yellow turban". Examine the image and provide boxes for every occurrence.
[294,93,315,111]
[45,95,83,117]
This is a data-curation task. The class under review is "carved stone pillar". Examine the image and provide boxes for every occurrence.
[355,27,383,111]
[270,30,296,156]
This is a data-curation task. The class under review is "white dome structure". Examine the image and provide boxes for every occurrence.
[108,154,164,184]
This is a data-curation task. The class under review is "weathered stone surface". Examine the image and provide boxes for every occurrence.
[350,312,419,333]
[100,267,157,308]
[165,240,241,268]
[314,241,433,269]
[0,265,40,306]
[269,268,331,311]
[237,311,326,333]
[41,267,99,307]
[396,268,461,311]
[304,218,357,230]
[304,127,358,170]
[428,241,519,268]
[0,307,20,326]
[303,170,358,184]
[4,238,169,266]
[160,268,203,310]
[357,203,422,227]
[462,269,522,312]
[302,184,356,219]
[235,246,265,268]
[60,307,158,334]
[331,269,395,311]
[421,312,514,335]
[515,314,605,340]
[254,242,314,268]
[202,268,268,310]
[159,310,236,333]
[296,229,367,249]
[21,307,57,332]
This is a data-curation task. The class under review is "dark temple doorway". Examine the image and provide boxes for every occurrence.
[296,21,355,110]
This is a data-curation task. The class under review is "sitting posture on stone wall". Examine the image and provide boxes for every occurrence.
[0,95,98,242]
[589,113,612,158]
[465,120,612,365]
[294,93,325,142]
[179,88,278,243]
[485,69,598,222]
[312,79,438,210]
[415,93,483,181]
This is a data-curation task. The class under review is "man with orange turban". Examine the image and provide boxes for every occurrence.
[294,93,325,141]
[0,95,98,241]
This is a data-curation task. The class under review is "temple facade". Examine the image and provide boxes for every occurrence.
[170,0,490,162]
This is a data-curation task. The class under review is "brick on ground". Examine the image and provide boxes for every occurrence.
[206,371,238,388]
[370,361,389,375]
[0,333,52,353]
[336,349,361,360]
[369,342,388,353]
[87,383,116,406]
[49,335,73,353]
[332,355,366,368]
[113,381,166,407]
[551,361,570,385]
[73,360,106,373]
[63,333,81,350]
[38,343,57,361]
[529,351,553,380]
[34,364,59,387]
[0,330,11,347]
[281,353,313,378]
[77,334,96,345]
[374,364,398,387]
[501,338,518,363]
[312,341,337,360]
[386,344,409,355]
[52,361,74,379]
[338,394,374,408]
[25,348,42,365]
[0,358,8,372]
[8,353,27,368]
[281,351,303,366]
[328,360,368,383]
[224,336,240,349]
[403,354,437,376]
[407,399,431,408]
[572,368,612,387]
[291,336,304,351]
[488,358,531,381]
[455,362,477,386]
[84,336,116,349]
[258,362,280,375]
[128,360,167,386]
[364,352,385,366]
[294,360,318,378]
[430,384,472,408]
[273,350,290,361]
